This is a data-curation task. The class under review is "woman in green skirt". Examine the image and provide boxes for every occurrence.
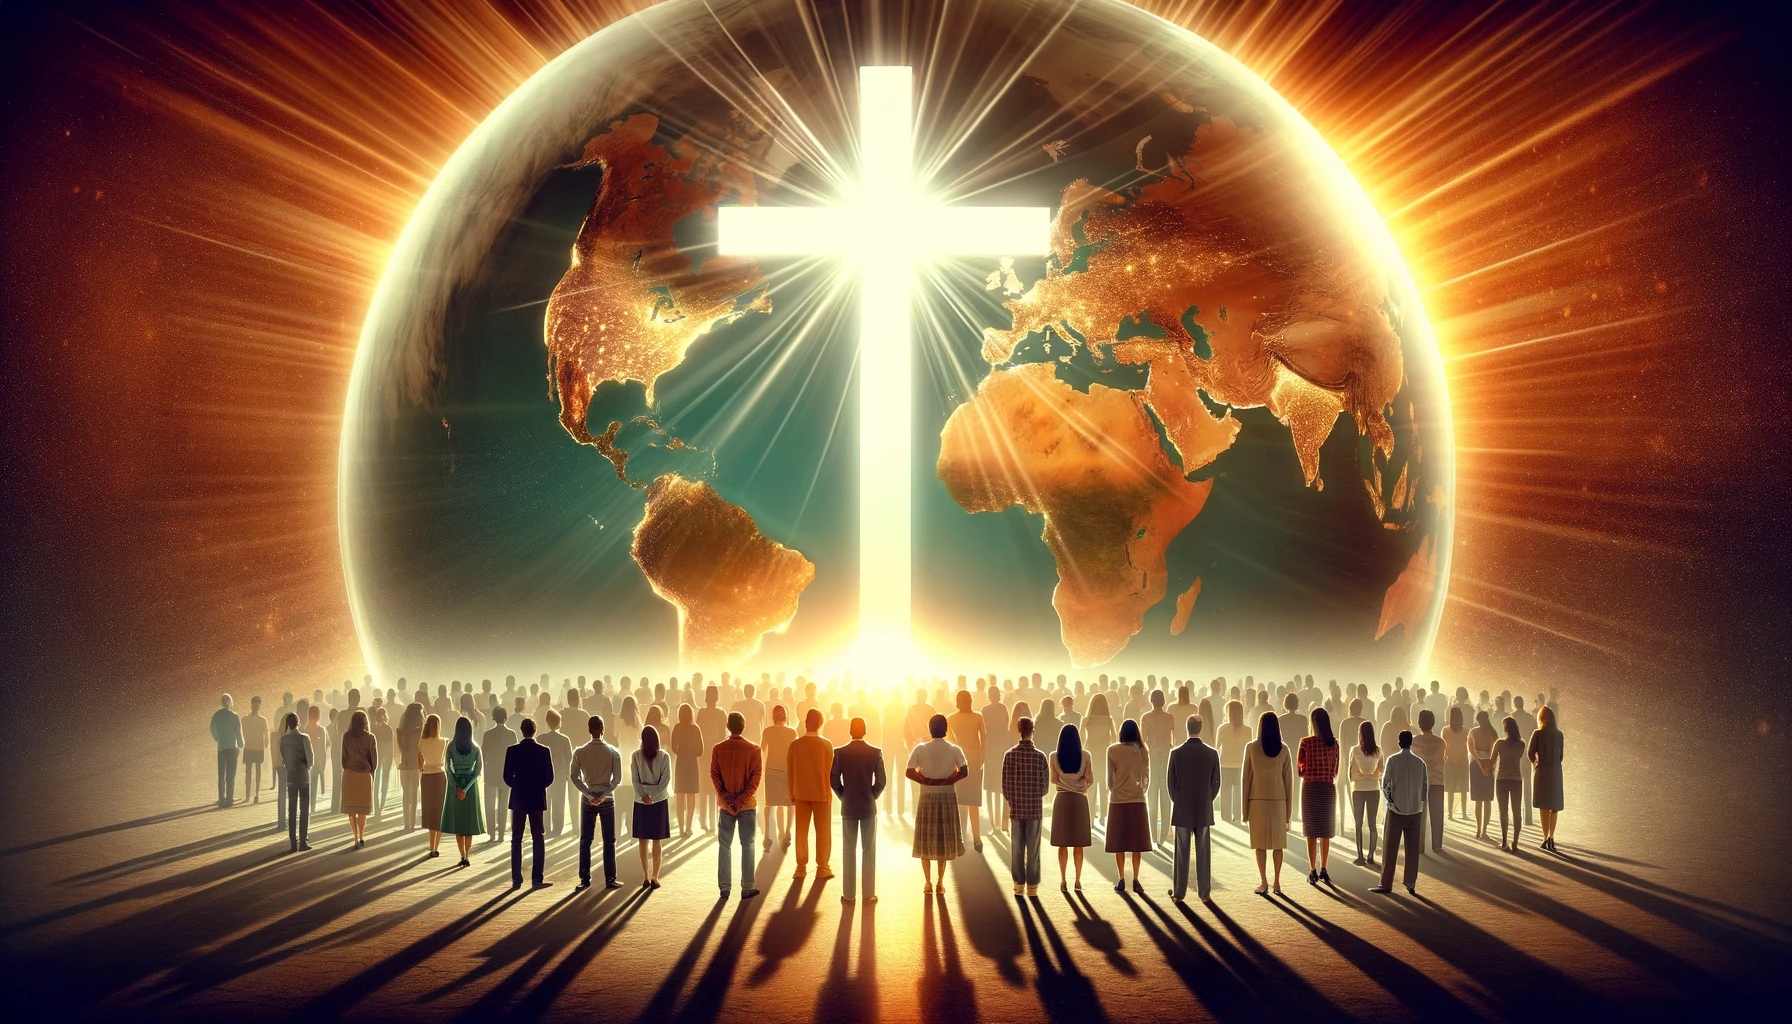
[440,716,484,866]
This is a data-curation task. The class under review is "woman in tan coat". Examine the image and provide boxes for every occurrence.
[1241,711,1293,895]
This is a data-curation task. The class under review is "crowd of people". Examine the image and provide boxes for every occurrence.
[206,671,1568,899]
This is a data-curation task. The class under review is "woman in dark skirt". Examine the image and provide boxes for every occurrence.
[1528,705,1566,851]
[418,714,448,858]
[631,725,672,887]
[1050,723,1093,891]
[1104,719,1152,894]
[1296,708,1339,886]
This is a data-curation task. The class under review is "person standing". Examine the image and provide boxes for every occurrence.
[572,715,623,890]
[419,715,447,858]
[907,714,968,895]
[631,725,672,887]
[788,708,836,880]
[1242,712,1292,895]
[504,718,554,889]
[831,717,887,902]
[540,710,574,838]
[1276,693,1308,823]
[1528,705,1566,851]
[1443,706,1470,821]
[759,705,796,850]
[1104,719,1152,894]
[371,705,395,818]
[241,697,268,804]
[1371,730,1428,895]
[339,711,377,848]
[211,695,244,809]
[482,707,517,844]
[947,691,987,852]
[1297,708,1340,886]
[1082,694,1114,822]
[1140,691,1175,847]
[670,703,704,839]
[1001,717,1050,897]
[440,717,485,867]
[278,712,313,852]
[1216,701,1251,824]
[1166,715,1221,903]
[1410,710,1447,851]
[1348,721,1384,865]
[1511,696,1538,825]
[1469,710,1498,840]
[1048,722,1093,892]
[695,687,729,833]
[1492,716,1527,851]
[396,703,424,832]
[981,686,1010,827]
[711,712,763,900]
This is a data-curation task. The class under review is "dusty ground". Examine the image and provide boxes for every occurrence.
[1,702,1787,1022]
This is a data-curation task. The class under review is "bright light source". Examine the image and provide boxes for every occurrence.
[716,65,1052,666]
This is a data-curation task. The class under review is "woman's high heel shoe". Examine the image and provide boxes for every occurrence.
[1319,869,1332,885]
[1307,870,1319,886]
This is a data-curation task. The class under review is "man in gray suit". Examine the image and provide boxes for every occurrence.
[278,712,314,852]
[1166,714,1222,903]
[482,707,517,843]
[210,695,244,809]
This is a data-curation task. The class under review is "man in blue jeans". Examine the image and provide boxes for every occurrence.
[830,717,887,902]
[1001,717,1050,896]
[710,712,763,900]
[210,694,244,809]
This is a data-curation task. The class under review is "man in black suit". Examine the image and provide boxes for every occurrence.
[829,718,887,903]
[1166,714,1222,903]
[503,717,555,889]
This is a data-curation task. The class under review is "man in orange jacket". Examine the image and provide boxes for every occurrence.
[710,712,763,899]
[787,708,835,879]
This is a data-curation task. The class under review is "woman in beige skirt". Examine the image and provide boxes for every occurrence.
[339,710,378,848]
[418,715,448,858]
[1242,711,1293,895]
[1049,724,1093,891]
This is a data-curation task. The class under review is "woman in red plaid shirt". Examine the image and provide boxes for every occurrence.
[1297,708,1341,887]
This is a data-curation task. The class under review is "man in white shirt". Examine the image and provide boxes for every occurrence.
[1372,729,1428,896]
[570,715,622,890]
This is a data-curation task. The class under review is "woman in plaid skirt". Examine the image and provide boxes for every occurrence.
[906,714,968,894]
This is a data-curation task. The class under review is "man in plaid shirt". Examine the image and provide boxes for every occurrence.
[1002,717,1050,896]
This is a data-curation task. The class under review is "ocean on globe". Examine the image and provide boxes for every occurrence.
[339,0,1453,684]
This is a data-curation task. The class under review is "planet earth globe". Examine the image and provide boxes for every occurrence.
[340,0,1453,683]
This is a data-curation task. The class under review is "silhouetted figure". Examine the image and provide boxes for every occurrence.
[938,690,985,854]
[1001,716,1049,896]
[340,710,377,847]
[440,716,484,867]
[482,707,516,844]
[1140,690,1175,846]
[571,714,622,890]
[1216,700,1251,824]
[1411,709,1447,851]
[980,686,1010,825]
[907,713,967,895]
[832,717,886,903]
[540,710,573,838]
[278,712,313,852]
[504,717,554,888]
[371,705,394,817]
[1371,730,1428,896]
[419,714,446,857]
[904,689,939,820]
[670,703,704,839]
[1469,710,1498,839]
[632,725,672,887]
[1493,716,1527,851]
[881,689,908,816]
[711,711,762,900]
[1277,692,1308,823]
[1243,711,1292,895]
[1349,720,1383,865]
[211,694,244,809]
[241,696,268,804]
[786,707,836,879]
[304,705,328,806]
[695,686,728,832]
[396,702,424,831]
[1511,695,1538,824]
[1528,704,1566,851]
[759,705,796,849]
[1444,705,1470,820]
[1298,707,1340,885]
[1104,719,1152,893]
[1166,714,1220,903]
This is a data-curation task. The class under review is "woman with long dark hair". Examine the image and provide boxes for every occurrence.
[1104,719,1151,893]
[1493,716,1528,850]
[1297,707,1339,885]
[1349,720,1383,865]
[439,716,484,866]
[632,724,672,887]
[1242,711,1293,894]
[1049,722,1093,891]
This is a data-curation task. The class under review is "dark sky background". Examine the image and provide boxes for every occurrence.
[1,0,1788,754]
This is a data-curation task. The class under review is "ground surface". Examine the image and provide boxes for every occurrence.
[2,702,1788,1022]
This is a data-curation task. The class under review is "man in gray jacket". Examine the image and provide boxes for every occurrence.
[482,707,517,843]
[210,695,244,809]
[570,715,623,890]
[278,713,314,852]
[1166,715,1222,902]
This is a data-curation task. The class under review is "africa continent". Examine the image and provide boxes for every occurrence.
[543,113,808,667]
[939,117,1407,665]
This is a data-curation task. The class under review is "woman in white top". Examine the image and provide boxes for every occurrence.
[1049,724,1094,890]
[1347,720,1384,866]
[418,715,448,858]
[906,714,968,895]
[1081,694,1115,820]
[631,726,673,888]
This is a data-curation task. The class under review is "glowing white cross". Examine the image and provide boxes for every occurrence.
[718,65,1051,663]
